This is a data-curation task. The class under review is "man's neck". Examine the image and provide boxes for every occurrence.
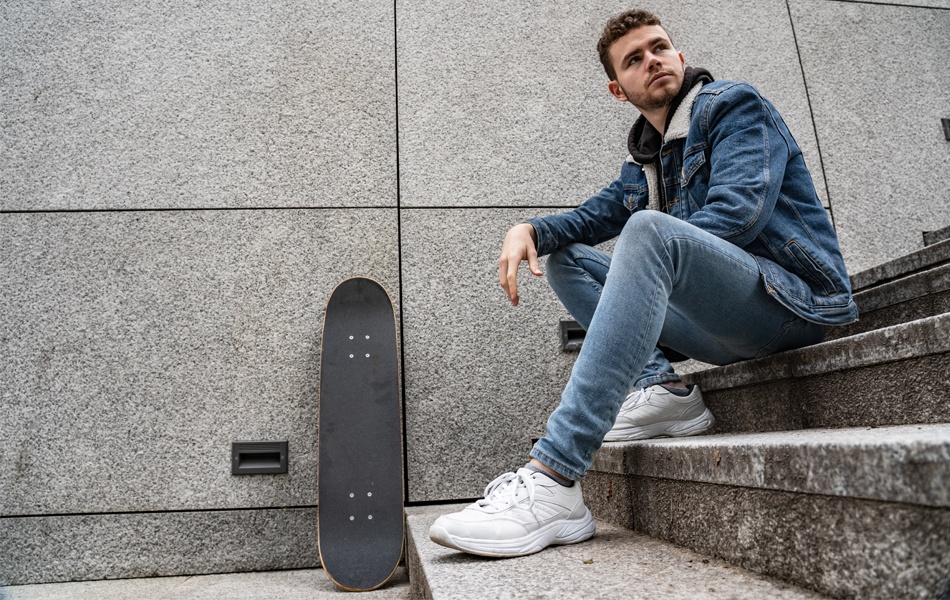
[642,107,671,136]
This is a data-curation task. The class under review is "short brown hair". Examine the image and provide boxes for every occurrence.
[597,9,672,80]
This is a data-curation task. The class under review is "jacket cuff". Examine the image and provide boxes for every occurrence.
[523,216,555,257]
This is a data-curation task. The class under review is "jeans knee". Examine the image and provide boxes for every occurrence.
[623,209,676,236]
[545,245,575,287]
[617,210,674,250]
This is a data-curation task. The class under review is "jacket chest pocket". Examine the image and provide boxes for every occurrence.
[622,183,649,212]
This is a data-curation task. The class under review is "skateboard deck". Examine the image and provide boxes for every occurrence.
[318,277,404,591]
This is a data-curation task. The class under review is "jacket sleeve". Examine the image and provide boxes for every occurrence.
[686,84,792,248]
[524,170,633,257]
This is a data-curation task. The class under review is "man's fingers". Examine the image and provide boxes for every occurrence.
[528,247,542,277]
[498,255,518,305]
[505,257,520,305]
[498,223,540,306]
[498,256,510,295]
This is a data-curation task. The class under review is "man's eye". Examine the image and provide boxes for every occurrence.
[629,56,641,65]
[654,44,667,52]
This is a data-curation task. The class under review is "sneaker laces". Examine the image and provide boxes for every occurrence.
[476,470,538,516]
[622,384,686,410]
[621,387,651,410]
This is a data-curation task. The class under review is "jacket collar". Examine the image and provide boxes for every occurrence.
[626,80,705,165]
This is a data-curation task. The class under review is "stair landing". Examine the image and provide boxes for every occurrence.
[406,504,823,599]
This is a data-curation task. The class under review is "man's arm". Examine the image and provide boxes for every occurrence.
[525,174,632,257]
[686,84,793,247]
[497,170,634,306]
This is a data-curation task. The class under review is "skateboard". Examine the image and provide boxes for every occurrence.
[318,277,404,591]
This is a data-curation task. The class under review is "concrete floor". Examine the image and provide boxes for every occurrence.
[0,568,409,600]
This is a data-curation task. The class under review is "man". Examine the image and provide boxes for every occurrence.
[429,9,857,557]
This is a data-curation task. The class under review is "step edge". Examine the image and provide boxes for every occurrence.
[588,424,950,508]
[853,262,950,313]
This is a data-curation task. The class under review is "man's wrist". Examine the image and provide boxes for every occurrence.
[520,222,538,245]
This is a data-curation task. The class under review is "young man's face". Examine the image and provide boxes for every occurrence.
[607,25,685,114]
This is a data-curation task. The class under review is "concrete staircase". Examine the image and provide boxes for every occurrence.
[406,241,950,599]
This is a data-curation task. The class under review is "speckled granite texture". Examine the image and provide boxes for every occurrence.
[3,0,949,587]
[3,568,409,600]
[0,508,320,586]
[396,0,828,208]
[0,210,399,515]
[591,424,950,507]
[591,476,950,599]
[0,0,396,210]
[406,505,820,599]
[400,209,578,502]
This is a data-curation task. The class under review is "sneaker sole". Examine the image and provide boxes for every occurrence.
[429,509,596,558]
[603,408,715,442]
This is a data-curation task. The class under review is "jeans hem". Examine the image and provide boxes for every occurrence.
[634,373,682,388]
[529,447,584,482]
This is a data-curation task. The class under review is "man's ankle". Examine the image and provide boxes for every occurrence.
[527,459,573,486]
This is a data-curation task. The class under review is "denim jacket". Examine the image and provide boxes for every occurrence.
[527,80,858,325]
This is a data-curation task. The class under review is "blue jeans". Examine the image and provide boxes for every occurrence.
[530,211,825,480]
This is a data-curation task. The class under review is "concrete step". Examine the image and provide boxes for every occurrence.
[924,225,950,247]
[584,424,950,599]
[682,312,950,433]
[850,237,949,292]
[826,261,950,341]
[405,505,823,599]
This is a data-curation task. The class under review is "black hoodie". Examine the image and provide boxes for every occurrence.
[626,66,714,210]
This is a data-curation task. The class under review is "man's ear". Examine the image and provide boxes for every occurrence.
[607,80,628,103]
[678,52,685,66]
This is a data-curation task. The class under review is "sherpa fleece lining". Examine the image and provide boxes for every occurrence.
[626,81,704,211]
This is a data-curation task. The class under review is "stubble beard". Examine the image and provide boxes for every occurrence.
[625,81,679,114]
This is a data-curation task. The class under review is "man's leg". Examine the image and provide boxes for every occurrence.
[546,243,681,389]
[532,211,824,480]
[428,211,824,558]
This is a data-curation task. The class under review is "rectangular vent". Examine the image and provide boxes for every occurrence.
[232,441,288,475]
[559,319,586,351]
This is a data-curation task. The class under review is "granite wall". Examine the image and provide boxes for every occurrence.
[2,0,948,584]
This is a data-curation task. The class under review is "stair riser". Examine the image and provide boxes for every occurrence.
[406,519,434,600]
[692,353,950,433]
[582,474,950,599]
[590,427,950,508]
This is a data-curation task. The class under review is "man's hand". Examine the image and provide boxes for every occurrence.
[498,223,542,306]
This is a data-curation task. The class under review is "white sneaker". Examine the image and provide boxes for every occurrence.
[603,384,715,442]
[428,468,595,557]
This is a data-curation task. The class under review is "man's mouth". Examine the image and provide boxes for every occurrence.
[649,72,671,86]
